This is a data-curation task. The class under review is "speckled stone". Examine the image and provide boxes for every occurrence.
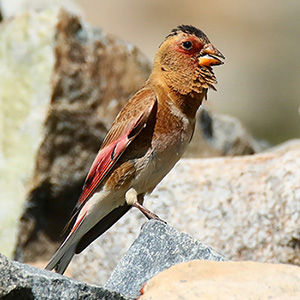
[0,254,126,300]
[104,220,226,299]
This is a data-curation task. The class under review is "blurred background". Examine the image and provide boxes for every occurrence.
[1,0,299,144]
[72,0,300,144]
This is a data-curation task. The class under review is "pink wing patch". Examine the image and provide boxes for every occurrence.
[78,135,129,205]
[74,94,156,215]
[62,89,157,232]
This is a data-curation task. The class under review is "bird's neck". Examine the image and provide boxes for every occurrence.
[171,91,205,119]
[147,71,206,119]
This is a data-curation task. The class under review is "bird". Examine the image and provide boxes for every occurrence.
[45,25,224,274]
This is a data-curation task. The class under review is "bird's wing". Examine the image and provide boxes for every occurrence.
[69,88,157,223]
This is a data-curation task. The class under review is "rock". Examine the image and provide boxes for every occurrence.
[144,150,300,265]
[0,0,82,19]
[265,138,300,154]
[0,253,126,300]
[11,8,151,262]
[70,150,299,285]
[0,7,60,258]
[192,108,268,157]
[139,260,300,299]
[104,220,226,299]
[184,107,268,158]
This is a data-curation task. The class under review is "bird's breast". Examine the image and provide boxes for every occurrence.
[132,101,194,195]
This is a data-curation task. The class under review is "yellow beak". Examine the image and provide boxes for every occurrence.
[199,43,225,67]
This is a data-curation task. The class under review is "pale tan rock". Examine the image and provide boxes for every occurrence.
[71,150,300,285]
[0,7,60,258]
[140,260,300,300]
[266,139,300,154]
[0,0,82,19]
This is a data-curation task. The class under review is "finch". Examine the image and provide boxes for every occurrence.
[45,25,224,274]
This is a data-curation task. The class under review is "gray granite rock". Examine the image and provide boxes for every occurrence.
[104,220,226,299]
[0,254,126,300]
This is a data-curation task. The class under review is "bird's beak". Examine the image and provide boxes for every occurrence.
[199,43,225,67]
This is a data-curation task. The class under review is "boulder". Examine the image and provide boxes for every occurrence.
[104,220,225,299]
[70,150,300,285]
[0,221,225,300]
[193,108,268,157]
[0,0,82,20]
[0,253,126,300]
[140,260,300,299]
[0,7,60,258]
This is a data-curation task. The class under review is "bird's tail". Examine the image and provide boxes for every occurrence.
[45,203,131,274]
[45,236,77,274]
[45,209,88,274]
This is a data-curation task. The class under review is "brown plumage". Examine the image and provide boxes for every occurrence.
[45,25,224,274]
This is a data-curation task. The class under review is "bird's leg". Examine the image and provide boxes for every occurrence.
[133,201,167,223]
[125,188,166,223]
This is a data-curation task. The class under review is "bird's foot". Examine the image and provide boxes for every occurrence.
[132,201,167,224]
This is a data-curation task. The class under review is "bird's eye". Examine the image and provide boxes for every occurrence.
[182,41,193,50]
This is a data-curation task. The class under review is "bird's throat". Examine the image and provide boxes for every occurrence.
[148,73,205,119]
[169,90,205,119]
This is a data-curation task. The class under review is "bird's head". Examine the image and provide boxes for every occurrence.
[151,25,224,95]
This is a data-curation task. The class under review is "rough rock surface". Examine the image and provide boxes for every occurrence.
[140,260,300,299]
[194,109,268,157]
[12,8,151,262]
[71,150,300,285]
[0,254,126,300]
[104,220,226,299]
[0,7,59,258]
[0,0,82,19]
[265,138,300,154]
[0,222,225,300]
